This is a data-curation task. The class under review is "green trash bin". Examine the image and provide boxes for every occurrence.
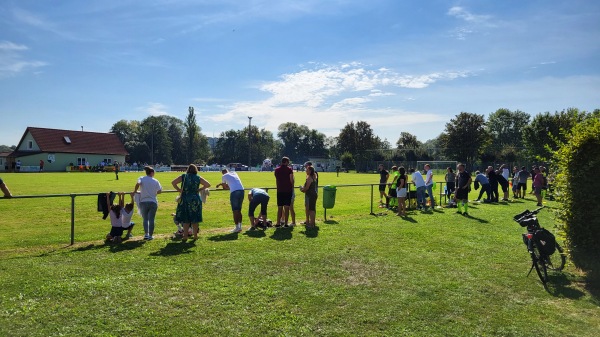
[323,185,337,209]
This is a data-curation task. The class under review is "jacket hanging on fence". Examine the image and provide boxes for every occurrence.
[97,192,116,219]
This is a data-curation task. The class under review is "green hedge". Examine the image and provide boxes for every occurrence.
[554,116,600,269]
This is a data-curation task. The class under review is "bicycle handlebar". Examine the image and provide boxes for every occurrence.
[513,206,544,224]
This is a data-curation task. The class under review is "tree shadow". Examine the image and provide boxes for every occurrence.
[299,225,319,238]
[270,226,293,241]
[150,241,195,256]
[207,232,239,242]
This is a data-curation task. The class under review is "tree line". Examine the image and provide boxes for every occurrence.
[103,106,599,168]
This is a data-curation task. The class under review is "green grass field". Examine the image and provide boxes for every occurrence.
[0,171,598,336]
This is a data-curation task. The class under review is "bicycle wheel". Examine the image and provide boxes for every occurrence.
[546,242,566,271]
[531,246,548,284]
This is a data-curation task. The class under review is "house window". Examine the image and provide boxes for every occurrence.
[28,141,33,149]
[103,158,112,165]
[77,157,86,166]
[64,136,72,144]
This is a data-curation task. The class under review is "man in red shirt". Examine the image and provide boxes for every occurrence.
[274,157,294,227]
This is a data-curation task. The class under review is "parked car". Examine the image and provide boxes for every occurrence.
[227,163,249,171]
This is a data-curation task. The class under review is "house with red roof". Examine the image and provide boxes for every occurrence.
[2,127,128,172]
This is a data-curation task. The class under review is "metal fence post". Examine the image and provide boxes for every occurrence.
[70,194,76,245]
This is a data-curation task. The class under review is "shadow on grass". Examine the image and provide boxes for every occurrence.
[545,272,586,299]
[463,213,489,224]
[270,226,293,241]
[207,232,239,242]
[323,220,339,224]
[243,229,267,238]
[150,241,195,256]
[299,225,319,238]
[401,215,418,223]
[68,240,146,254]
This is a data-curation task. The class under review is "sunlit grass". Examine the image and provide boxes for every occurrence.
[0,171,598,336]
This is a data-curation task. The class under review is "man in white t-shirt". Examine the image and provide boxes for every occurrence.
[410,168,426,210]
[133,166,162,240]
[423,163,435,208]
[216,169,245,233]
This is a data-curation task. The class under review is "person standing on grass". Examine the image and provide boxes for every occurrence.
[487,166,499,202]
[300,165,318,228]
[424,164,435,208]
[114,161,120,180]
[496,168,510,201]
[532,167,544,207]
[445,167,456,200]
[0,177,12,198]
[247,188,270,231]
[455,163,472,215]
[512,166,520,199]
[518,166,530,199]
[39,159,44,172]
[216,168,245,233]
[133,166,162,240]
[410,168,426,210]
[377,164,389,207]
[274,157,294,227]
[172,164,211,241]
[301,161,318,225]
[396,166,408,217]
[387,166,399,210]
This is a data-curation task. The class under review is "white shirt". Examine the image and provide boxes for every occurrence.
[222,172,244,192]
[425,170,433,186]
[137,175,162,203]
[502,168,510,180]
[121,207,134,227]
[412,171,426,188]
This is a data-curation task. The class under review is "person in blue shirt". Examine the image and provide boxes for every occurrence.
[474,171,491,202]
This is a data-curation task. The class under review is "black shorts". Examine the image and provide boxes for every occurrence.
[518,182,527,191]
[499,182,509,192]
[388,188,397,198]
[455,187,469,200]
[378,183,386,192]
[306,193,317,211]
[277,191,292,206]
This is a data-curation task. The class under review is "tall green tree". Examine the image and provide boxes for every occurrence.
[110,120,140,145]
[522,108,586,161]
[440,112,489,165]
[277,122,327,161]
[184,107,199,163]
[337,121,379,171]
[486,109,530,149]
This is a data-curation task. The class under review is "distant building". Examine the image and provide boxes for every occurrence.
[2,127,128,172]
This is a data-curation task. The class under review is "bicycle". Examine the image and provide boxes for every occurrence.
[513,207,566,285]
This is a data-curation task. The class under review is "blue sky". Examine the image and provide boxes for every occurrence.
[1,0,599,147]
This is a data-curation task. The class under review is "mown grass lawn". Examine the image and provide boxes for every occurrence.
[0,171,598,336]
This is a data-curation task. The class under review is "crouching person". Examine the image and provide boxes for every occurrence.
[248,188,270,231]
[105,192,135,243]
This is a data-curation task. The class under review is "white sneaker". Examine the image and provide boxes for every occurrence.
[231,225,242,233]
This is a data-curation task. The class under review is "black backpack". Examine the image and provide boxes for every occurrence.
[533,228,556,256]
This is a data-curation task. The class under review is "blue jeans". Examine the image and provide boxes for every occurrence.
[425,184,435,206]
[139,201,158,236]
[416,186,426,208]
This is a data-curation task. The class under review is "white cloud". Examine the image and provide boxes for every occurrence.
[205,63,468,136]
[0,41,28,51]
[0,41,47,78]
[137,102,170,116]
[447,7,491,23]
